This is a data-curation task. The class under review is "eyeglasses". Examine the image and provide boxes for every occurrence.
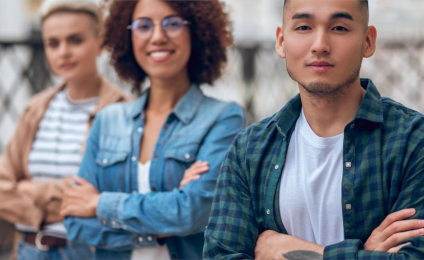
[127,15,190,40]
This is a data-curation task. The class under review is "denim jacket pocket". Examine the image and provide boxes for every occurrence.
[164,142,199,189]
[165,142,199,163]
[95,151,128,167]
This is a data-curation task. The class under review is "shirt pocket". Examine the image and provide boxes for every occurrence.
[164,142,200,190]
[95,150,129,191]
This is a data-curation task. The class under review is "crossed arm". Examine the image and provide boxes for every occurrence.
[255,208,423,260]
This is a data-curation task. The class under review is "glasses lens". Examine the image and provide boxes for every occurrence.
[163,16,185,38]
[132,18,153,39]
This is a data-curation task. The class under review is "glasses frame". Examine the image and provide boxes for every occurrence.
[127,15,190,39]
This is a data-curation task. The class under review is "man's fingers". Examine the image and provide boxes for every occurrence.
[376,209,416,232]
[381,229,424,251]
[387,242,412,254]
[379,219,424,241]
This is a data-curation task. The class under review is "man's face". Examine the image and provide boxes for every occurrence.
[276,0,376,97]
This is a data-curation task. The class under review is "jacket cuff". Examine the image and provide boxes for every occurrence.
[97,192,127,229]
[324,239,363,259]
[96,192,160,247]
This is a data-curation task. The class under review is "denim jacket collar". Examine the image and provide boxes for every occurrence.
[130,84,204,125]
[267,78,385,138]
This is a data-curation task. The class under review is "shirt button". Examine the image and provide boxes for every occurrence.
[103,159,108,164]
[266,209,271,215]
[101,220,107,225]
[346,204,352,210]
[350,124,355,129]
[185,153,191,159]
[275,165,279,170]
[138,236,143,242]
[131,156,137,162]
[137,127,143,133]
[147,236,153,241]
[346,162,352,168]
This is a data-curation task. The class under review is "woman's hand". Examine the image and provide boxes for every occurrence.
[60,177,100,218]
[179,160,209,189]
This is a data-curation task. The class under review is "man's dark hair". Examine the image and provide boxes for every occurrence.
[283,0,368,9]
[283,0,369,26]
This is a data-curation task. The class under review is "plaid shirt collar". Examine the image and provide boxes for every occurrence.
[267,78,384,138]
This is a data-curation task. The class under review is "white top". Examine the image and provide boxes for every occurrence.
[131,161,170,260]
[16,89,97,235]
[279,109,345,246]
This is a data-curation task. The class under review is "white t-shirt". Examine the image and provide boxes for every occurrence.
[131,161,170,260]
[279,109,345,246]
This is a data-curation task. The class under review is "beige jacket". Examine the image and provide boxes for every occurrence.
[0,78,129,230]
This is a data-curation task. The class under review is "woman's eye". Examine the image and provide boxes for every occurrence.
[48,41,59,48]
[69,37,83,44]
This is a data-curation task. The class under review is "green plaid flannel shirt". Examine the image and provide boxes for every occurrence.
[204,79,424,259]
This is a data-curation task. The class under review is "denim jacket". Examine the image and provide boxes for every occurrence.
[64,85,245,260]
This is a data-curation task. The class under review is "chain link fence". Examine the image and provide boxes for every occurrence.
[0,40,423,153]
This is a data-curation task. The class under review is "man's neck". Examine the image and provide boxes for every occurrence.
[299,78,365,138]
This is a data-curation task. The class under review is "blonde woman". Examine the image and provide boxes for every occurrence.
[0,0,128,258]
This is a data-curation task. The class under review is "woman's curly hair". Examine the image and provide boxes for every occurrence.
[102,0,233,90]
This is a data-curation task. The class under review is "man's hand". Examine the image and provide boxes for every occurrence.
[365,208,424,253]
[60,177,100,218]
[179,160,209,189]
[255,230,324,260]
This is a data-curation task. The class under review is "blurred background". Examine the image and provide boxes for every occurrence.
[0,0,423,258]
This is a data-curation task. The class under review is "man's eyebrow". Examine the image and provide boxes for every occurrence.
[291,13,313,20]
[331,12,354,21]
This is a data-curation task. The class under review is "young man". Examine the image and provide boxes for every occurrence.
[204,0,424,259]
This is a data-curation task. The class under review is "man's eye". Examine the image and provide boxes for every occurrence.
[296,26,311,31]
[332,26,348,31]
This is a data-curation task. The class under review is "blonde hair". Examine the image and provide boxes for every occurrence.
[39,0,101,35]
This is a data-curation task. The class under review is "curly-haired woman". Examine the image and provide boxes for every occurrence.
[0,0,129,259]
[61,0,245,259]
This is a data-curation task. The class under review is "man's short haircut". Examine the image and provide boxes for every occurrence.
[283,0,369,26]
[39,0,100,35]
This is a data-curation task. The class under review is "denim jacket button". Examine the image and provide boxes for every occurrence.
[137,127,143,133]
[185,153,190,159]
[131,156,137,162]
[138,236,143,243]
[101,220,107,225]
[103,159,108,164]
[147,236,153,241]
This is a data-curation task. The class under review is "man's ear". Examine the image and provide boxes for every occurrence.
[275,25,286,59]
[363,25,377,58]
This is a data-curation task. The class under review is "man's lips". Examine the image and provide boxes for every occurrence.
[307,61,334,72]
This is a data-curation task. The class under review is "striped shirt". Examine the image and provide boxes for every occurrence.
[28,90,97,182]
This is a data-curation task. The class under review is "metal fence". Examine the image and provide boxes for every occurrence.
[0,39,423,153]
